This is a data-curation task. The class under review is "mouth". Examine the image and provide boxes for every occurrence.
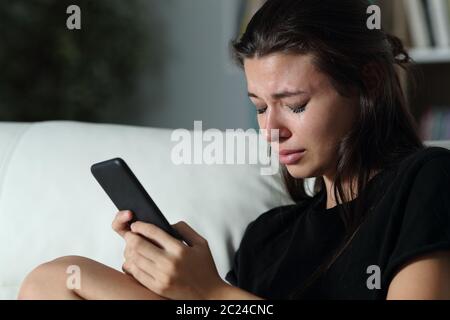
[278,149,306,165]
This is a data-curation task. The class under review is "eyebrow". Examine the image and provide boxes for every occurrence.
[247,90,308,100]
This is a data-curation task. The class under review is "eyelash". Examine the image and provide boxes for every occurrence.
[290,104,307,114]
[256,104,307,115]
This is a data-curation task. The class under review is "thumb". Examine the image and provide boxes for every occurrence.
[172,221,205,246]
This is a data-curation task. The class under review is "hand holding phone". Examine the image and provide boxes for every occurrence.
[91,158,187,245]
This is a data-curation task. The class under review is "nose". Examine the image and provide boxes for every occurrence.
[264,109,291,143]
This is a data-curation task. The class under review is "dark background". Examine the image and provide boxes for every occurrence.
[0,0,255,130]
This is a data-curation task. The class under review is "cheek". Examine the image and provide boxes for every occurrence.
[290,108,348,169]
[305,99,355,143]
[294,111,333,143]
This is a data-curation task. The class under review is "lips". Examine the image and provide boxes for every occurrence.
[279,149,306,156]
[278,149,306,165]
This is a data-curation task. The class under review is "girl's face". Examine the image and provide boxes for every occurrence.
[244,53,360,179]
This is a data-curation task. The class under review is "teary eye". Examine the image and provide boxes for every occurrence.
[256,107,268,115]
[289,104,307,114]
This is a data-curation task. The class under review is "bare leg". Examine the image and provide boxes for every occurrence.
[18,255,168,300]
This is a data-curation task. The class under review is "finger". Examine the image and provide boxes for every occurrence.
[112,211,133,235]
[124,239,170,285]
[124,260,157,292]
[123,232,154,262]
[132,252,158,277]
[172,221,205,246]
[124,243,135,261]
[112,210,133,237]
[132,254,170,292]
[130,221,181,253]
[124,231,168,269]
[122,262,132,275]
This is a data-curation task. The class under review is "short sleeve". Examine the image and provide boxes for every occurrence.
[384,154,450,285]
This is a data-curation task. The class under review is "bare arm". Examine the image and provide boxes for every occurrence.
[387,250,450,300]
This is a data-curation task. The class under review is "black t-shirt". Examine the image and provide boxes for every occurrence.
[225,146,450,299]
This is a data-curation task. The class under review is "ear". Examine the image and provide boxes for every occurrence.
[361,62,383,95]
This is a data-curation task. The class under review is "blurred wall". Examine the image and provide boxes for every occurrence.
[132,0,255,131]
[0,0,256,131]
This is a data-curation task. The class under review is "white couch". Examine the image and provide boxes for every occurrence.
[1,121,449,300]
[0,121,295,299]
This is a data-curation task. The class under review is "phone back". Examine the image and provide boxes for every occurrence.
[91,158,185,242]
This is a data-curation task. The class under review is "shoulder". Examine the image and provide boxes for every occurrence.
[385,146,450,215]
[253,196,315,227]
[245,204,297,235]
[383,146,450,190]
[399,146,450,173]
[412,147,450,182]
[380,146,450,291]
[241,197,315,245]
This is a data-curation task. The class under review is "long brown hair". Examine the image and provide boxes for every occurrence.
[231,0,424,299]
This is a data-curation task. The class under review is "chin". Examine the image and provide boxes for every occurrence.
[284,160,321,179]
[284,165,309,179]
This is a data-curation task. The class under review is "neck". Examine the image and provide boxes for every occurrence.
[323,169,379,209]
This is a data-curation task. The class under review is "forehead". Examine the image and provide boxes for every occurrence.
[244,53,324,95]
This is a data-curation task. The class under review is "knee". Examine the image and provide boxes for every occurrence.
[18,260,53,300]
[51,255,91,265]
[17,255,88,300]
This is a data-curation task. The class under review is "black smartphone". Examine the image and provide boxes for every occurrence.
[91,158,188,245]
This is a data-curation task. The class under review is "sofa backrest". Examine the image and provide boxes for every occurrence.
[0,121,293,299]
